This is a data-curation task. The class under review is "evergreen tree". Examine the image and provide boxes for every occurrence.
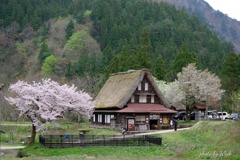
[135,28,152,70]
[155,54,166,80]
[173,43,199,75]
[65,20,74,41]
[221,52,240,93]
[65,62,74,79]
[38,40,52,65]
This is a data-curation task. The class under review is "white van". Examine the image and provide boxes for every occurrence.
[207,110,219,119]
[218,112,230,120]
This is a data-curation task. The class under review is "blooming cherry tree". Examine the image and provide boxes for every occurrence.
[5,79,95,144]
[164,63,224,120]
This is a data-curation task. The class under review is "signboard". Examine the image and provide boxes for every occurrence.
[149,114,160,120]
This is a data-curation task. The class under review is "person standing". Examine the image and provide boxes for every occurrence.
[173,118,178,131]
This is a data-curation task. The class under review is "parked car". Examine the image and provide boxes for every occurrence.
[174,111,186,120]
[218,112,230,120]
[183,112,195,120]
[208,110,219,119]
[182,111,205,120]
[230,113,240,120]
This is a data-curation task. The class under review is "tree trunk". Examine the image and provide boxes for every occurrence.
[29,124,36,144]
[185,105,190,122]
[78,113,81,127]
[205,98,209,120]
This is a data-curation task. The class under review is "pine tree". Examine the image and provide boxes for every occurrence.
[221,52,240,93]
[173,43,199,75]
[155,54,166,80]
[38,40,52,65]
[65,20,74,41]
[135,28,152,70]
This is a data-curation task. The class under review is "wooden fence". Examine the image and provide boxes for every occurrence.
[39,134,162,148]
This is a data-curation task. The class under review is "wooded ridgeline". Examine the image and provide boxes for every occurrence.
[0,0,239,119]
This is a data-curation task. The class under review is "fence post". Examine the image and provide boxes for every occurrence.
[43,136,45,147]
[60,135,62,148]
[71,135,73,147]
[113,135,115,146]
[9,131,13,143]
[50,135,52,148]
[91,135,93,147]
[103,135,105,146]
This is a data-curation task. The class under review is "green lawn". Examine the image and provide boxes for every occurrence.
[1,121,240,159]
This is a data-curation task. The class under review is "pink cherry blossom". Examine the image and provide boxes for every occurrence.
[5,79,95,132]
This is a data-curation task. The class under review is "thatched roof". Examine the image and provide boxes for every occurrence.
[95,69,171,109]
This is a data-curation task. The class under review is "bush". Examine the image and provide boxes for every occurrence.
[16,149,29,158]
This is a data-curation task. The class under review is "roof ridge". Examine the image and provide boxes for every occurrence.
[110,69,149,76]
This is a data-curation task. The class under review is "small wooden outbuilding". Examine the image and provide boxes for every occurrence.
[93,69,177,131]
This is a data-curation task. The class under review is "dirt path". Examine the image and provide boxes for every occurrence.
[0,146,25,150]
[135,127,190,136]
[117,127,190,139]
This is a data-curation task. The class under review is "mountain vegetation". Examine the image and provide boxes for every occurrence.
[0,0,239,117]
[156,0,240,53]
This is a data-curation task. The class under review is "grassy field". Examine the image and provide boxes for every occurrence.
[0,121,240,159]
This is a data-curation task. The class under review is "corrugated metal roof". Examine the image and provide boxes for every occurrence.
[118,103,177,113]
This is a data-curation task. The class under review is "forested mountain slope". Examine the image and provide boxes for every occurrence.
[156,0,240,53]
[0,0,239,99]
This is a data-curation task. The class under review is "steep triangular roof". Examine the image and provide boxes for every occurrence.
[95,69,171,109]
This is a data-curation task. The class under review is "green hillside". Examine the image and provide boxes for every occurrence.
[1,121,239,159]
[162,121,240,159]
[0,0,239,112]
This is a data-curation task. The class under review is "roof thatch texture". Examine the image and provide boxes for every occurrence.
[95,69,171,109]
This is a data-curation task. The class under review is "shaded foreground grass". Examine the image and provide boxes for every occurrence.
[161,121,240,159]
[1,121,240,159]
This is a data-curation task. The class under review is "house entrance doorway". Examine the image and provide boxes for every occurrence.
[127,118,135,131]
[150,120,158,130]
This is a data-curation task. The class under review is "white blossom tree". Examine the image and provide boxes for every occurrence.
[5,79,95,144]
[165,63,224,120]
[156,80,185,110]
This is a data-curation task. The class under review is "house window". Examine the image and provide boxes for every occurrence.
[136,115,145,122]
[135,95,139,103]
[151,95,154,103]
[147,95,151,103]
[105,115,111,123]
[93,114,95,122]
[145,83,148,91]
[138,83,142,90]
[131,95,135,103]
[98,114,102,123]
[139,95,147,103]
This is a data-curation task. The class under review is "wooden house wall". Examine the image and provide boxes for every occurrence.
[127,75,163,105]
[92,112,173,131]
